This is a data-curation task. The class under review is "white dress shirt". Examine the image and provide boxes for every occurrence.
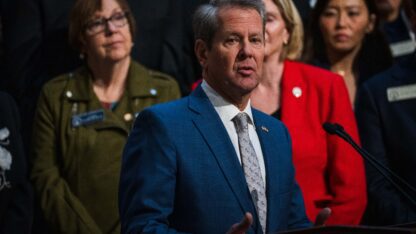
[201,80,266,184]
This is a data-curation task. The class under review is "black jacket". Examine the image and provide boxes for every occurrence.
[355,52,416,225]
[0,92,32,233]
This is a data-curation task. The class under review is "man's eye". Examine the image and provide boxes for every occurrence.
[251,37,263,44]
[226,38,239,44]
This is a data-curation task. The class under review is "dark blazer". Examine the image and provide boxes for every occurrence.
[0,92,32,233]
[190,62,367,224]
[293,0,312,27]
[159,0,207,95]
[355,52,416,225]
[119,86,311,234]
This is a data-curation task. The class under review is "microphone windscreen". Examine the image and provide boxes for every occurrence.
[333,123,345,132]
[322,122,337,135]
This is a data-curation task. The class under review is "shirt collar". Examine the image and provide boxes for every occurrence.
[201,80,254,125]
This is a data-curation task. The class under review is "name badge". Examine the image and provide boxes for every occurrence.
[390,40,415,57]
[387,84,416,102]
[72,109,105,127]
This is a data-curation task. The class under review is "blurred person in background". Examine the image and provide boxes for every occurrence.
[376,0,415,62]
[30,0,180,233]
[0,11,3,66]
[303,0,393,105]
[293,0,317,28]
[0,0,185,162]
[0,91,33,233]
[355,0,416,226]
[251,0,366,225]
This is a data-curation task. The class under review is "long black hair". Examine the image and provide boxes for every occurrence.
[302,0,393,85]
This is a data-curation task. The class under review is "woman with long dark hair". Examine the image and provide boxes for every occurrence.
[303,0,393,104]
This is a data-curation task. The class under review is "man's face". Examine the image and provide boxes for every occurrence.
[198,7,265,103]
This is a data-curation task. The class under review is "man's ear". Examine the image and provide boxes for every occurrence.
[366,14,376,33]
[195,39,209,67]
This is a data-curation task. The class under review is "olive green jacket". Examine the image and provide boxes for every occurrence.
[30,61,180,234]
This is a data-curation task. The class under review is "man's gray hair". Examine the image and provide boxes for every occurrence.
[193,0,266,49]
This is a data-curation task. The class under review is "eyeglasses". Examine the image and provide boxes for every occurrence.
[85,11,129,35]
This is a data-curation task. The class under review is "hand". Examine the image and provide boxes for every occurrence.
[226,212,253,234]
[314,207,331,226]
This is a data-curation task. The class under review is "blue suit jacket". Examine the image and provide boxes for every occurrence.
[355,52,416,225]
[119,86,311,234]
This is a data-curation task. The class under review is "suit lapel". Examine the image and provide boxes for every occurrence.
[253,111,278,192]
[188,87,255,215]
[253,109,286,232]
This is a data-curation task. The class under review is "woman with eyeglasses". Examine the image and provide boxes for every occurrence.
[30,0,180,233]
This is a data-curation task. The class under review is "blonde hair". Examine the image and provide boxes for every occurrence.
[273,0,304,60]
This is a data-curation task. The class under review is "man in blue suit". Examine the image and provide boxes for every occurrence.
[119,0,311,233]
[355,0,416,226]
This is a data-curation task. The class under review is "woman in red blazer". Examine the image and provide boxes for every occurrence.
[251,0,367,225]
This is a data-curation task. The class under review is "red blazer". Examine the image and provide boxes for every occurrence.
[281,60,366,224]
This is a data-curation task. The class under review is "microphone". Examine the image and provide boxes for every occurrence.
[322,122,342,135]
[322,122,416,207]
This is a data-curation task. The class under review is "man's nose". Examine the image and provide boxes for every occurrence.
[238,41,254,59]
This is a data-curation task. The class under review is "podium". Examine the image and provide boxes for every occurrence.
[276,225,416,234]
